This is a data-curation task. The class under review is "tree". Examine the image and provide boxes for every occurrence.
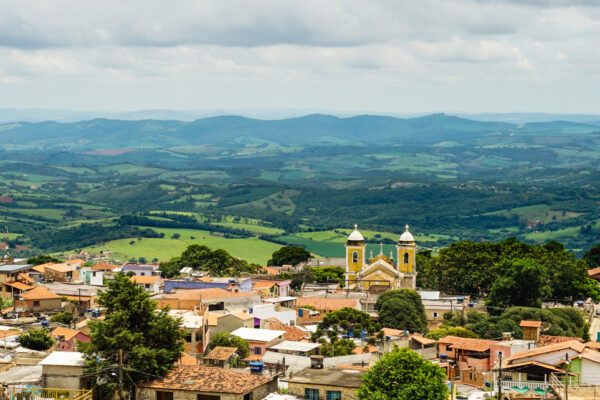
[79,273,184,397]
[26,255,63,265]
[585,243,600,269]
[267,246,311,266]
[425,326,479,340]
[207,332,249,361]
[486,259,547,311]
[50,311,73,325]
[18,329,53,351]
[357,347,448,400]
[376,289,427,333]
[171,233,181,239]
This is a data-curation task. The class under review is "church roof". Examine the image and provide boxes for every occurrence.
[398,225,415,243]
[347,224,364,242]
[357,258,401,279]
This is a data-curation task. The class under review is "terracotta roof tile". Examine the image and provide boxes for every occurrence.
[163,288,256,300]
[46,264,76,273]
[92,262,119,271]
[588,267,600,277]
[19,286,61,300]
[253,281,276,289]
[65,259,86,265]
[382,328,405,337]
[137,365,271,394]
[262,267,281,275]
[204,346,237,361]
[264,318,308,341]
[295,297,360,312]
[352,345,378,354]
[130,275,160,284]
[178,353,199,365]
[506,340,586,363]
[411,334,437,346]
[580,348,600,364]
[4,281,34,291]
[0,330,20,339]
[51,327,83,341]
[17,273,34,283]
[520,320,542,328]
[451,338,494,352]
[244,354,264,362]
[539,335,582,347]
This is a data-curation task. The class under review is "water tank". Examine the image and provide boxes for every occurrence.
[249,361,264,373]
[440,354,448,361]
[468,302,474,308]
[298,309,303,317]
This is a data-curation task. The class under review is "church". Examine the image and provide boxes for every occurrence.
[345,224,417,290]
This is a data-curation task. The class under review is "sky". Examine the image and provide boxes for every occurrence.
[0,0,599,114]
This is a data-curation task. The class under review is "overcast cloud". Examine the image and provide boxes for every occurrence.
[0,0,599,114]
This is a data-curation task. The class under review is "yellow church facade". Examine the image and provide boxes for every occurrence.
[345,224,417,290]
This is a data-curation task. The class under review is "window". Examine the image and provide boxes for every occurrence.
[140,272,145,276]
[92,272,96,277]
[305,389,319,400]
[33,301,40,307]
[352,251,359,263]
[145,284,150,289]
[253,347,262,355]
[185,333,192,343]
[433,312,439,318]
[197,395,219,400]
[403,253,409,264]
[327,391,342,400]
[156,391,173,400]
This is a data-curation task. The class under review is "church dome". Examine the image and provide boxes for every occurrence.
[398,225,415,243]
[347,224,364,242]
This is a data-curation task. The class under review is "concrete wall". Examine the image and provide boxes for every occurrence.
[89,270,104,286]
[262,352,371,373]
[581,358,600,385]
[42,365,83,390]
[252,304,296,326]
[286,382,359,400]
[136,384,270,400]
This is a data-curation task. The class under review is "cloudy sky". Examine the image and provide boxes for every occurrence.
[1,0,599,114]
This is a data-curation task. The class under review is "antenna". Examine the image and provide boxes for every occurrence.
[2,226,9,260]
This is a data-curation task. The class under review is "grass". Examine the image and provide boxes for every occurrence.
[81,227,281,264]
[212,222,284,235]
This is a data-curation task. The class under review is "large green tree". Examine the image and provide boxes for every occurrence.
[79,273,184,397]
[159,244,258,277]
[26,255,63,265]
[357,347,448,400]
[267,246,311,266]
[375,289,427,333]
[486,259,548,310]
[18,329,53,351]
[584,243,600,269]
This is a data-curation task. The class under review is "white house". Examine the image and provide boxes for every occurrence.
[130,275,162,293]
[252,303,297,326]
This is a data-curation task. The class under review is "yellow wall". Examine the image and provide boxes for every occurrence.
[346,246,365,273]
[398,248,415,273]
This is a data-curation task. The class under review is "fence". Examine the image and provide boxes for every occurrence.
[0,387,92,400]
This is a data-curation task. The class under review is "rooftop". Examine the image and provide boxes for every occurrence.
[264,318,308,341]
[268,341,320,353]
[19,286,61,300]
[92,262,118,271]
[161,288,257,300]
[39,351,85,367]
[45,264,76,273]
[4,281,34,291]
[130,275,160,284]
[295,297,360,311]
[520,320,543,328]
[506,340,586,363]
[283,366,365,388]
[51,327,84,341]
[0,264,33,274]
[137,365,272,394]
[204,346,238,361]
[231,327,285,342]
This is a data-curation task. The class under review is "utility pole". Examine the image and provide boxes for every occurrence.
[497,352,503,400]
[565,354,570,400]
[118,348,124,400]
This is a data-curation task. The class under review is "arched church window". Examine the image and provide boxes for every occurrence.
[404,253,409,264]
[352,251,359,263]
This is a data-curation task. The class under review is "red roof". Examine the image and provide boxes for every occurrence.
[520,320,542,328]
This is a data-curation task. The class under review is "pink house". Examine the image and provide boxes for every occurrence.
[230,327,285,358]
[51,327,90,352]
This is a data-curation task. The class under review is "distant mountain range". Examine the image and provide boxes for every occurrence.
[0,113,599,151]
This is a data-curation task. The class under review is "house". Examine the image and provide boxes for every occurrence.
[39,351,87,390]
[252,279,291,297]
[282,365,367,400]
[207,312,256,337]
[252,303,296,326]
[203,346,238,369]
[262,318,308,341]
[2,280,34,300]
[154,288,261,311]
[50,327,90,352]
[438,336,496,372]
[45,263,78,283]
[79,267,105,286]
[504,340,586,366]
[418,291,471,321]
[15,287,61,313]
[231,327,285,358]
[135,365,276,400]
[268,341,320,357]
[556,348,600,385]
[295,298,361,313]
[520,320,542,342]
[169,308,208,357]
[122,263,161,276]
[0,264,34,299]
[263,296,296,309]
[131,275,162,293]
[588,266,600,283]
[91,262,118,272]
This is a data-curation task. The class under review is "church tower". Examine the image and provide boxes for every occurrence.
[345,224,366,287]
[396,225,417,289]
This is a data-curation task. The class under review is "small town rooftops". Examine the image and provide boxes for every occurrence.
[231,327,285,342]
[450,338,494,353]
[0,264,33,274]
[161,288,256,300]
[130,275,160,284]
[411,335,437,346]
[137,365,271,394]
[282,366,365,388]
[45,264,76,273]
[269,341,320,353]
[50,327,82,341]
[520,320,543,328]
[295,297,360,311]
[264,318,308,341]
[253,281,276,289]
[4,281,34,291]
[92,262,118,271]
[39,351,85,367]
[204,346,238,361]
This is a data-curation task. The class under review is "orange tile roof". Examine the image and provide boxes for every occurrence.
[411,334,437,346]
[451,338,494,352]
[19,286,61,300]
[520,320,542,328]
[295,297,360,312]
[588,267,600,277]
[204,346,238,361]
[4,281,34,291]
[352,345,378,354]
[51,327,84,341]
[580,348,600,364]
[46,264,76,273]
[92,262,118,271]
[438,335,465,345]
[17,273,34,283]
[244,354,264,362]
[231,312,254,321]
[130,275,160,284]
[0,330,20,339]
[506,340,586,363]
[539,335,583,347]
[137,365,271,393]
[32,263,59,273]
[585,341,600,350]
[178,353,199,365]
[253,281,276,289]
[262,267,281,275]
[382,328,405,337]
[502,360,570,374]
[65,259,86,265]
[163,288,256,300]
[207,313,221,326]
[264,318,308,341]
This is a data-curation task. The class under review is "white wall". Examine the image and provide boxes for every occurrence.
[89,270,103,286]
[581,359,600,385]
[253,303,296,325]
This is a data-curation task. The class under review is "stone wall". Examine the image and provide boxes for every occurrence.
[287,382,359,400]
